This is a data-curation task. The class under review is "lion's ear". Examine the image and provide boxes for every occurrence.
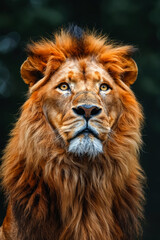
[99,46,138,86]
[21,56,46,87]
[121,58,138,86]
[21,41,66,89]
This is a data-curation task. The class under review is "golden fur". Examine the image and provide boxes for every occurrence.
[0,27,144,240]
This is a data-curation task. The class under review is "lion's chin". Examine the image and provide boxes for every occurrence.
[68,135,103,157]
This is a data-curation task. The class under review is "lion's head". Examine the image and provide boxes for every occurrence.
[20,26,140,158]
[1,26,144,240]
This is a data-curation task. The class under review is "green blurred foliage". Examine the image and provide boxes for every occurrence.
[0,0,160,239]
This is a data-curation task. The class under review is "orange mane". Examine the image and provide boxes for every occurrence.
[1,26,145,240]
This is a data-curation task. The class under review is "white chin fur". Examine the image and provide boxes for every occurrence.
[68,135,103,157]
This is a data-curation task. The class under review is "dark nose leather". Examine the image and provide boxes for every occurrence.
[72,104,102,120]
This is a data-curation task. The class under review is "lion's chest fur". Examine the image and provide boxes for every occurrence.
[9,158,115,240]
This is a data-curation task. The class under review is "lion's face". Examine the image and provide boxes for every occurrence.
[40,59,122,156]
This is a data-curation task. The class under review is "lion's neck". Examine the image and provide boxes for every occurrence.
[11,154,117,240]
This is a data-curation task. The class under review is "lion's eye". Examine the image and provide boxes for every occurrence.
[100,83,111,91]
[58,83,70,91]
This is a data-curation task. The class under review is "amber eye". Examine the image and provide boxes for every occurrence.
[58,83,70,91]
[100,83,110,91]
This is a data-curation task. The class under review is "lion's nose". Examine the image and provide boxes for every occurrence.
[72,104,102,120]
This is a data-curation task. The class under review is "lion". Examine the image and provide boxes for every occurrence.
[0,25,145,240]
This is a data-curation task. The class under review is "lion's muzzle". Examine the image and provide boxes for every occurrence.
[68,106,103,157]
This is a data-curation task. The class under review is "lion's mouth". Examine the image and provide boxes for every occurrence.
[70,126,99,141]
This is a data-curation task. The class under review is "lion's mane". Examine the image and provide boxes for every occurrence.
[1,26,145,240]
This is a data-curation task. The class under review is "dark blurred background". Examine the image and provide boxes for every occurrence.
[0,0,160,239]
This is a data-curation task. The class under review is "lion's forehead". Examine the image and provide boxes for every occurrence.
[51,59,114,86]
